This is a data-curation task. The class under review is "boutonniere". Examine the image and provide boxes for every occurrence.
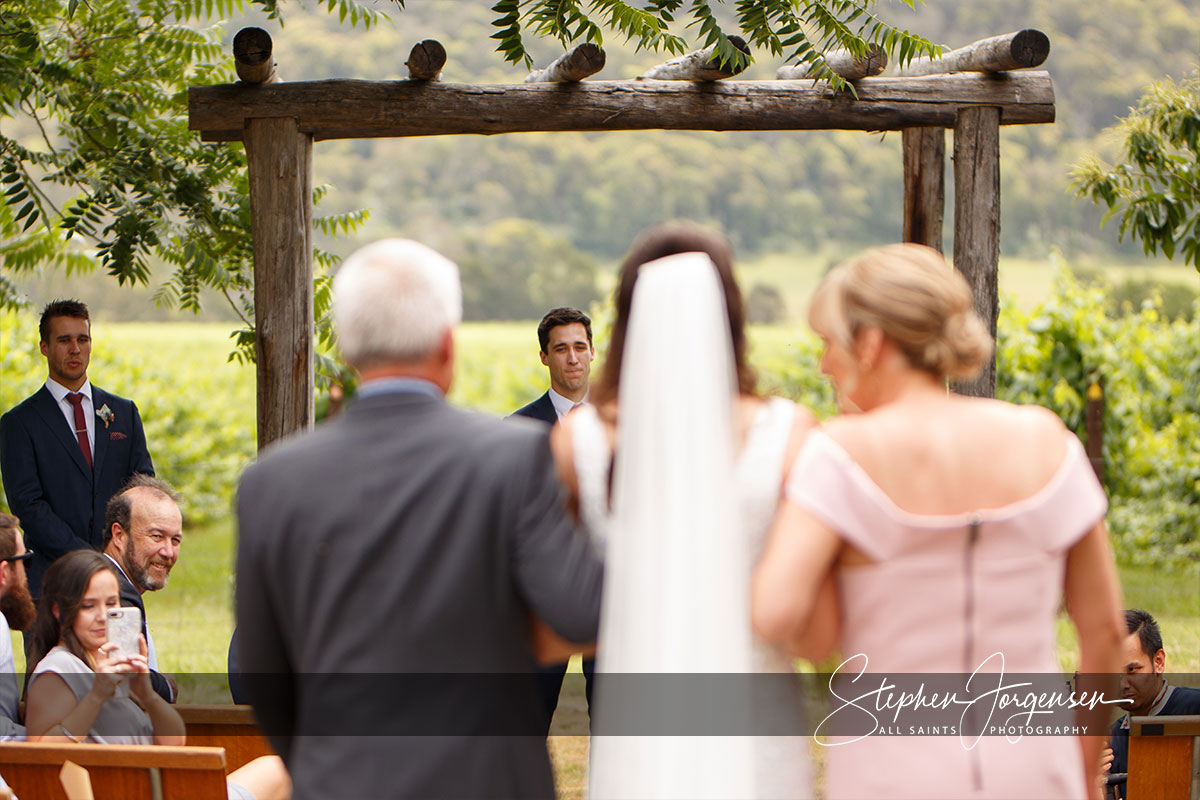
[96,404,114,429]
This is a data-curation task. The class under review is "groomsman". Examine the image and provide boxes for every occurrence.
[511,306,597,731]
[512,307,595,423]
[236,239,603,800]
[0,299,154,598]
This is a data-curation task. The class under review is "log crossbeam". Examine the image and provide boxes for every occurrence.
[189,71,1053,142]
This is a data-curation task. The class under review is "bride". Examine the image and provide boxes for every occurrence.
[550,222,819,799]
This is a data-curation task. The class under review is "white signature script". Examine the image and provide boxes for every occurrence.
[815,652,1131,749]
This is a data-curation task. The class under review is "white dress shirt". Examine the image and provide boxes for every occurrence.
[548,387,588,420]
[45,378,95,456]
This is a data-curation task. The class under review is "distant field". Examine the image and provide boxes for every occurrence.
[735,251,1199,321]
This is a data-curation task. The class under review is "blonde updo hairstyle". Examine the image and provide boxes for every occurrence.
[809,243,993,380]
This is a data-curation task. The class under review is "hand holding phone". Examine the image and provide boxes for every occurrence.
[105,607,143,662]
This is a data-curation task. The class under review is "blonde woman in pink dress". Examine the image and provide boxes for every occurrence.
[752,244,1125,800]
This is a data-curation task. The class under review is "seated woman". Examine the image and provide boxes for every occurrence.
[23,550,289,800]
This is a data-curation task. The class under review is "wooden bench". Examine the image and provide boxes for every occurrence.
[177,703,276,773]
[0,741,228,800]
[1128,714,1200,800]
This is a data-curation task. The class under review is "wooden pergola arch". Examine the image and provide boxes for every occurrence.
[188,29,1055,451]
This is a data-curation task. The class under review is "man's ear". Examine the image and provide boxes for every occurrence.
[39,340,49,358]
[0,562,10,594]
[1153,648,1167,674]
[110,523,127,553]
[540,350,550,367]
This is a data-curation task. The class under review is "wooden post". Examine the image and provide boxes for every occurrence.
[902,128,945,251]
[950,106,1000,398]
[244,117,314,450]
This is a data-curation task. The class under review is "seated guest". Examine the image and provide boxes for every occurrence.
[101,474,183,703]
[0,513,36,740]
[23,550,290,800]
[1108,608,1200,788]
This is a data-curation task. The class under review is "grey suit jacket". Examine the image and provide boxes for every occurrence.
[235,389,603,800]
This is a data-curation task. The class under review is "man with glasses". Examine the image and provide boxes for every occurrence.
[101,475,182,703]
[0,513,36,738]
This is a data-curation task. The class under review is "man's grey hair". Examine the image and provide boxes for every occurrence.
[333,238,463,368]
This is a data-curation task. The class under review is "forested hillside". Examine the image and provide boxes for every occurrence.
[9,0,1198,320]
[233,0,1199,294]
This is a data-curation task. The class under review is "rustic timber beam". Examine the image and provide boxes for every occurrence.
[233,27,276,85]
[641,36,751,81]
[949,106,1001,399]
[244,117,315,448]
[526,43,606,83]
[405,40,446,81]
[189,71,1054,142]
[902,127,945,251]
[899,29,1050,76]
[776,45,887,82]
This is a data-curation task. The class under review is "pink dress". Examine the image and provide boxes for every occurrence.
[785,429,1107,800]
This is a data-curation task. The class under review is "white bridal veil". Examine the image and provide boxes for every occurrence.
[589,252,756,799]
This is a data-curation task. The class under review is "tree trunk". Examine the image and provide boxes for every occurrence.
[950,107,1001,398]
[902,127,945,251]
[244,117,314,450]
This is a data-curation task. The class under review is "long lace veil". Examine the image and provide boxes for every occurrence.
[590,252,755,799]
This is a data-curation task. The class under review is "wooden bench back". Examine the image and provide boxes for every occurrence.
[177,703,276,773]
[0,741,228,800]
[1129,714,1200,800]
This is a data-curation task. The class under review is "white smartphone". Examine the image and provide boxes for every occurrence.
[105,607,143,661]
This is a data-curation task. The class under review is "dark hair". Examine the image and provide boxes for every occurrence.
[26,550,118,679]
[593,221,756,407]
[104,474,182,548]
[39,299,90,344]
[0,513,18,560]
[1125,608,1164,660]
[537,307,592,353]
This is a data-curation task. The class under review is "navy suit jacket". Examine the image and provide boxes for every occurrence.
[0,384,153,596]
[511,391,557,425]
[106,555,174,703]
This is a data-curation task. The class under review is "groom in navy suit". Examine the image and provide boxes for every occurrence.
[511,306,597,731]
[0,299,154,598]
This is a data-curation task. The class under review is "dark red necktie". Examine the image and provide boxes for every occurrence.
[66,392,93,469]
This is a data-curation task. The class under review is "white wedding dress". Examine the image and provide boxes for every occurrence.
[574,253,812,800]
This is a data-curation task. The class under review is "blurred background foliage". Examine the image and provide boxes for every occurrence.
[3,269,1197,565]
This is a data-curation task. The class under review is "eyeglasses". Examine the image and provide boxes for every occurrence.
[0,550,33,564]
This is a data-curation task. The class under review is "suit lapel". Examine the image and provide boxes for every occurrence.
[31,386,92,479]
[90,386,110,476]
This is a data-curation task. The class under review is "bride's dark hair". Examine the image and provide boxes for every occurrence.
[592,221,757,407]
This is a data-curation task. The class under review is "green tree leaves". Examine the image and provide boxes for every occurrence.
[1072,70,1200,270]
